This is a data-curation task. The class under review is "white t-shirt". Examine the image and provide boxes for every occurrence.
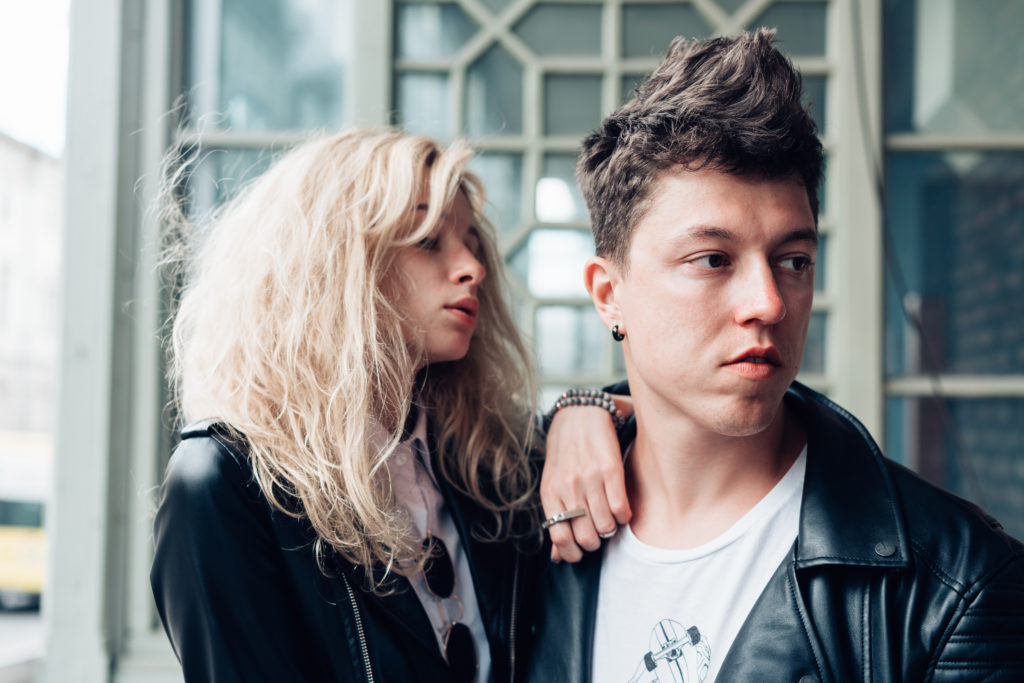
[591,447,806,683]
[389,409,491,682]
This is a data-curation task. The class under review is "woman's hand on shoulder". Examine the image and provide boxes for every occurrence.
[540,395,632,563]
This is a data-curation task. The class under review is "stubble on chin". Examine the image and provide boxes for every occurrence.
[702,390,788,438]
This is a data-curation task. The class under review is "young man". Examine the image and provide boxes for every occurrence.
[530,30,1024,682]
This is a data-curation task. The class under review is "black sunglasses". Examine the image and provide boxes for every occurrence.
[422,534,478,682]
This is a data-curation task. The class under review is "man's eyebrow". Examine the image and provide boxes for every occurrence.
[780,227,819,246]
[680,225,818,246]
[684,225,735,241]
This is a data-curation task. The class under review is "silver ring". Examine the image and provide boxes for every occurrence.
[541,507,586,529]
[598,529,617,539]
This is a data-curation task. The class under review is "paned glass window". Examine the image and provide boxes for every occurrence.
[751,2,828,57]
[885,0,1024,133]
[885,152,1024,376]
[467,45,524,136]
[885,397,1024,540]
[621,4,711,58]
[513,4,602,55]
[392,0,835,398]
[184,0,350,131]
[181,0,353,217]
[884,0,1024,533]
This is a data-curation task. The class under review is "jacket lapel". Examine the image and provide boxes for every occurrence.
[531,549,603,683]
[715,548,828,682]
[787,383,909,571]
[717,384,911,681]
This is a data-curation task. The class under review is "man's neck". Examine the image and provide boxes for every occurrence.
[626,400,804,550]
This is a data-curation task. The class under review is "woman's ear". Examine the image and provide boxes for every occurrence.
[584,256,621,331]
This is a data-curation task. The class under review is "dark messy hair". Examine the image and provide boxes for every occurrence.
[577,28,824,268]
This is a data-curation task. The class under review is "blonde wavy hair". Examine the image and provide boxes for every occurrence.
[165,128,538,587]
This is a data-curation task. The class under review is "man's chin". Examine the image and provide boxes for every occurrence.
[707,392,787,437]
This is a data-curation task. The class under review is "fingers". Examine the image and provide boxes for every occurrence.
[543,499,584,563]
[541,402,629,562]
[604,463,632,527]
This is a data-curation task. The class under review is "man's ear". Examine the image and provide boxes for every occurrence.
[584,256,621,330]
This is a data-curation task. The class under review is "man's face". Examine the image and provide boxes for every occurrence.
[596,167,817,438]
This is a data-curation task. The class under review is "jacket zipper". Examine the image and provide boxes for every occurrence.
[341,572,375,683]
[508,554,520,683]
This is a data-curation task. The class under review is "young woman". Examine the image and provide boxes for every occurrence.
[150,128,599,682]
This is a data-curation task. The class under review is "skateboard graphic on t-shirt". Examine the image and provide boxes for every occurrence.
[627,619,711,682]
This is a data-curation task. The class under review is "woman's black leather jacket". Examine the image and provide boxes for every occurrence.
[150,419,544,683]
[527,383,1024,682]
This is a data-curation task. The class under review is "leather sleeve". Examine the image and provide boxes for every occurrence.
[150,434,325,683]
[601,379,630,396]
[928,552,1024,681]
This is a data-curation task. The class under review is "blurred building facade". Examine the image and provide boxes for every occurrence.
[0,132,61,435]
[46,0,1024,680]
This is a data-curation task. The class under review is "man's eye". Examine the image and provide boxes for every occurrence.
[691,253,729,268]
[416,237,439,251]
[778,255,813,272]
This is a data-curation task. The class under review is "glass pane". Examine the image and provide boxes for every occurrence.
[536,306,607,375]
[536,154,589,223]
[621,74,645,104]
[466,44,523,136]
[185,0,350,130]
[509,228,594,298]
[885,152,1024,375]
[185,147,277,216]
[395,72,449,139]
[817,155,828,218]
[714,0,749,14]
[0,500,44,528]
[514,3,602,56]
[885,0,1024,133]
[803,74,828,136]
[544,74,603,136]
[479,0,514,14]
[470,152,523,236]
[800,311,826,374]
[814,234,827,293]
[885,397,1024,540]
[750,2,828,57]
[395,3,477,60]
[622,4,711,58]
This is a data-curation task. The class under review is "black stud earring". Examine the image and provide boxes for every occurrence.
[611,324,625,342]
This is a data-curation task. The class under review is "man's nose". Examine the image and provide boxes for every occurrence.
[734,262,786,325]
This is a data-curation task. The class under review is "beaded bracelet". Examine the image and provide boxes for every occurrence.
[547,388,626,430]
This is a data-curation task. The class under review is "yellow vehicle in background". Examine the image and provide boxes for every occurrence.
[0,431,51,610]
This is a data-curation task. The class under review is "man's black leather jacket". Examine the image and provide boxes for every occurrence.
[151,419,544,683]
[527,382,1024,682]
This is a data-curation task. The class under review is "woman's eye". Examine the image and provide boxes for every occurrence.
[691,253,729,269]
[778,255,813,272]
[416,237,439,251]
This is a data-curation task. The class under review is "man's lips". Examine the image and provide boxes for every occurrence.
[725,347,783,367]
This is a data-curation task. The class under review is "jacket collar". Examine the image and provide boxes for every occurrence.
[785,382,909,570]
[610,381,910,571]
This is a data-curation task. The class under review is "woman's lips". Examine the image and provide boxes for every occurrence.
[445,297,478,327]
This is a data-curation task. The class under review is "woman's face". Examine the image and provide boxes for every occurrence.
[394,189,487,367]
